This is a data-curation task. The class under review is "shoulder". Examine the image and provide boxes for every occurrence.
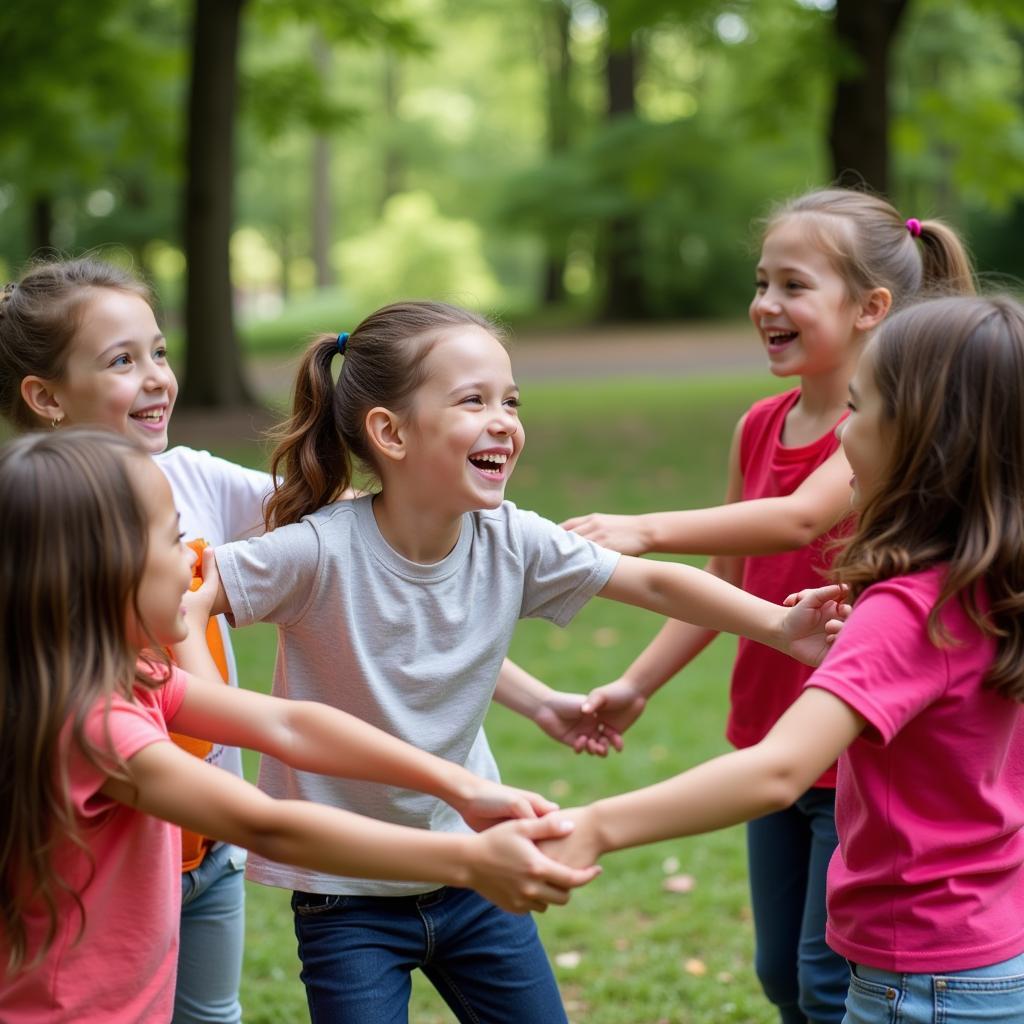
[156,446,268,486]
[745,387,800,428]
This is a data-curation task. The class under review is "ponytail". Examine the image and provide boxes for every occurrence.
[265,336,351,530]
[916,219,976,298]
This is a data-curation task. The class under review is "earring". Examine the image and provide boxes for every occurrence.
[51,416,63,429]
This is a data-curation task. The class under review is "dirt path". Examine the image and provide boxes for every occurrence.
[170,320,760,448]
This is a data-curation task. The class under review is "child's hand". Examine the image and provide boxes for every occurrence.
[536,806,603,870]
[778,584,851,666]
[531,689,621,757]
[579,679,648,749]
[560,512,649,556]
[180,544,219,630]
[465,816,601,913]
[454,779,559,831]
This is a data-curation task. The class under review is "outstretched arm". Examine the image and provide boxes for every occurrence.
[539,687,864,868]
[102,742,599,913]
[563,437,852,557]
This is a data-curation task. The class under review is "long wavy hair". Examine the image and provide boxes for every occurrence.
[0,258,154,430]
[0,430,164,974]
[763,188,976,307]
[265,300,506,529]
[833,296,1024,701]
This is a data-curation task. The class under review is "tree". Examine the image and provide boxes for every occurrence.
[828,0,911,193]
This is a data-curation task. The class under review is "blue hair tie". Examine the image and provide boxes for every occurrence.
[336,331,350,355]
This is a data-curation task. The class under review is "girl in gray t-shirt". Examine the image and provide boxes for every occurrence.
[209,301,844,1023]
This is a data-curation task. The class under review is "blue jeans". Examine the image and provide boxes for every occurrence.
[174,843,247,1024]
[845,954,1024,1023]
[291,886,567,1023]
[747,787,849,1024]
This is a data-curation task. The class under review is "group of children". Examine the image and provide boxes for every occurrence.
[0,185,1021,1024]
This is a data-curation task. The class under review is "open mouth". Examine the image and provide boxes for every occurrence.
[766,330,798,348]
[468,452,509,479]
[130,407,167,427]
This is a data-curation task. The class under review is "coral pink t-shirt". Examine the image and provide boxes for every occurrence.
[0,666,188,1023]
[808,568,1024,972]
[730,388,846,788]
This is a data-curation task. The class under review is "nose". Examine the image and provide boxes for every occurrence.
[751,287,781,317]
[143,355,174,391]
[489,404,519,437]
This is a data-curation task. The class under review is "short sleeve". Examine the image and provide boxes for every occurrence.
[806,581,949,745]
[515,509,620,626]
[210,455,274,541]
[216,520,322,627]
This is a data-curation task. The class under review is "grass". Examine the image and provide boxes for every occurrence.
[217,370,791,1024]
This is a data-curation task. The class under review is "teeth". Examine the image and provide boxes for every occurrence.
[471,453,507,464]
[132,410,164,421]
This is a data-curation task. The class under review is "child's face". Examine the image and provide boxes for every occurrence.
[51,290,177,454]
[401,326,524,515]
[750,219,865,381]
[837,343,888,508]
[127,458,194,649]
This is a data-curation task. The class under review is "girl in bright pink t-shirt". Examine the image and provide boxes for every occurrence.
[544,295,1024,1024]
[0,430,602,1024]
[559,189,974,1024]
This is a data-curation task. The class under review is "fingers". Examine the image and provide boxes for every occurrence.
[560,515,584,531]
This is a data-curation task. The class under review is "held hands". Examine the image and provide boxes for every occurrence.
[179,543,218,633]
[532,689,625,757]
[778,584,851,666]
[465,816,601,914]
[560,512,649,556]
[535,806,603,871]
[452,779,560,831]
[577,678,649,751]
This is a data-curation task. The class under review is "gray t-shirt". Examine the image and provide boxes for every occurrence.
[217,495,619,895]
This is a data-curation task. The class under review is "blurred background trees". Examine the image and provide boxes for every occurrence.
[2,0,1023,406]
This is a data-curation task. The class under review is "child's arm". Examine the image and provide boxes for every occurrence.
[172,551,557,827]
[101,742,598,913]
[493,659,613,756]
[597,560,845,667]
[539,687,864,868]
[563,442,852,557]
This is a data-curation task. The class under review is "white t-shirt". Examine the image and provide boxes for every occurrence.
[154,446,271,783]
[218,495,620,896]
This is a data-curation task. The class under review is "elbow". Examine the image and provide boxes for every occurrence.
[756,756,810,813]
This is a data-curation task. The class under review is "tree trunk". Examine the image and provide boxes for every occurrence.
[602,32,647,320]
[30,195,53,256]
[540,0,572,305]
[180,0,253,409]
[311,31,334,290]
[828,0,910,195]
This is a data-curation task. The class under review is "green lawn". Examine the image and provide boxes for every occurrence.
[224,371,792,1024]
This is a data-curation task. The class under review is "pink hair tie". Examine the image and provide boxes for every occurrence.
[905,217,922,238]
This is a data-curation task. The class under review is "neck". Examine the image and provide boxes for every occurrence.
[371,490,464,564]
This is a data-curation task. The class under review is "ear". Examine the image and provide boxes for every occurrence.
[19,376,63,423]
[855,287,892,332]
[364,406,407,464]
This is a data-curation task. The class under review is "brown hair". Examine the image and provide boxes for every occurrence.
[764,188,975,308]
[0,429,163,973]
[833,295,1024,701]
[265,300,506,529]
[0,258,154,430]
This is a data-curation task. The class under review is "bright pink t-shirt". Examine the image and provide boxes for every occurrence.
[0,666,188,1023]
[730,387,846,788]
[808,568,1024,972]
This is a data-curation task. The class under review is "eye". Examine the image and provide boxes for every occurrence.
[154,345,169,361]
[110,353,132,368]
[786,280,806,291]
[754,279,767,292]
[460,395,484,406]
[504,396,521,410]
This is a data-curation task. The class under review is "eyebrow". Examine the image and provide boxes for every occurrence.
[447,381,519,397]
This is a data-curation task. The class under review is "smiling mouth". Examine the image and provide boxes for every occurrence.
[468,452,509,478]
[130,408,166,425]
[766,330,798,348]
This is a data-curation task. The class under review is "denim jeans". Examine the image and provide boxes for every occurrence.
[291,886,567,1024]
[174,843,247,1024]
[845,953,1024,1023]
[747,787,849,1024]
